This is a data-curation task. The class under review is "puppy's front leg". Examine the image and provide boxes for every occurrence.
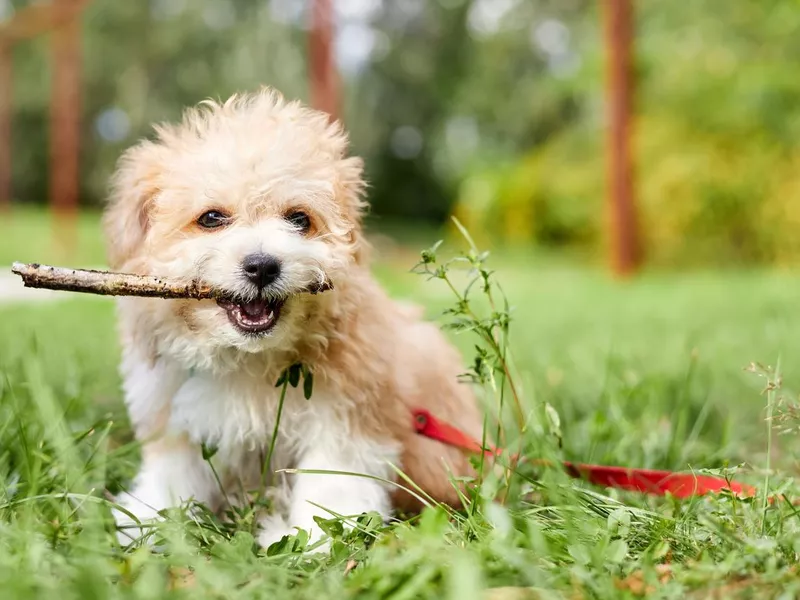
[113,348,218,546]
[258,436,397,550]
[115,435,219,546]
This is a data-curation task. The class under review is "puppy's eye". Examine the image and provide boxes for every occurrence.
[197,210,230,229]
[286,211,311,233]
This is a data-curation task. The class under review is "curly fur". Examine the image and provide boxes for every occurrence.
[105,87,482,549]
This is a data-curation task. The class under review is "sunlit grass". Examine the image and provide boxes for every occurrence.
[2,209,800,597]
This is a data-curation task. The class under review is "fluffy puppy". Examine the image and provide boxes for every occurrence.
[105,88,482,548]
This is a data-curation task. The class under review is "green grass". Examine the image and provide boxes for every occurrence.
[3,210,800,598]
[1,206,108,268]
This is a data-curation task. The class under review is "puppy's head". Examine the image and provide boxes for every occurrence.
[103,88,366,355]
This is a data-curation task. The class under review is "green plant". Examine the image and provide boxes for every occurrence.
[3,238,800,597]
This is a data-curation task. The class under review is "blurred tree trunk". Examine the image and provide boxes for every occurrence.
[0,42,10,211]
[50,0,83,257]
[309,0,338,122]
[603,0,641,276]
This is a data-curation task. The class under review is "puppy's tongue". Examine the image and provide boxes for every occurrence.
[241,299,268,319]
[217,296,284,334]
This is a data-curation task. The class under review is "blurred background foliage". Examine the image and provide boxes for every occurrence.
[4,0,800,266]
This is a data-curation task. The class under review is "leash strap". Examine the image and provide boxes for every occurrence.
[411,408,756,499]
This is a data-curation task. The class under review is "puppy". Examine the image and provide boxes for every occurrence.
[104,88,482,548]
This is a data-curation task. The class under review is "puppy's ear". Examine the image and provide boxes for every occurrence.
[103,141,163,271]
[337,155,370,264]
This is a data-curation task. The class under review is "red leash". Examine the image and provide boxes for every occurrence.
[412,408,757,499]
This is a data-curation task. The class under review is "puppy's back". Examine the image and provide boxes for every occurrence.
[387,311,484,512]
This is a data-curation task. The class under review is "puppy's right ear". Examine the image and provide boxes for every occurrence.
[103,141,163,271]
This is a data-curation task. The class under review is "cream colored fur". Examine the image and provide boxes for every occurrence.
[104,88,482,550]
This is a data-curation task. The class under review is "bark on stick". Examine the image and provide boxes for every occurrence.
[10,262,332,299]
[11,262,218,299]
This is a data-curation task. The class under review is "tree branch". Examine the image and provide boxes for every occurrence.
[11,262,334,299]
[11,262,219,299]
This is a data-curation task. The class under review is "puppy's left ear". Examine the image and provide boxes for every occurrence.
[103,141,164,271]
[337,155,369,264]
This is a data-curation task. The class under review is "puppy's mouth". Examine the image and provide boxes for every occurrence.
[216,296,285,335]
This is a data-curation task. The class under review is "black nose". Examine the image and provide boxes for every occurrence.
[241,253,281,288]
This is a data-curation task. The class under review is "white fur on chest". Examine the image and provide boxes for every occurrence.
[168,369,335,465]
[118,355,401,549]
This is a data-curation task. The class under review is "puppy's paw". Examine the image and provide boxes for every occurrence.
[256,513,291,548]
[113,491,161,548]
[257,514,330,554]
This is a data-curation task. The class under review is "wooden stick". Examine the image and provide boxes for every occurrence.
[11,262,218,299]
[10,262,334,299]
